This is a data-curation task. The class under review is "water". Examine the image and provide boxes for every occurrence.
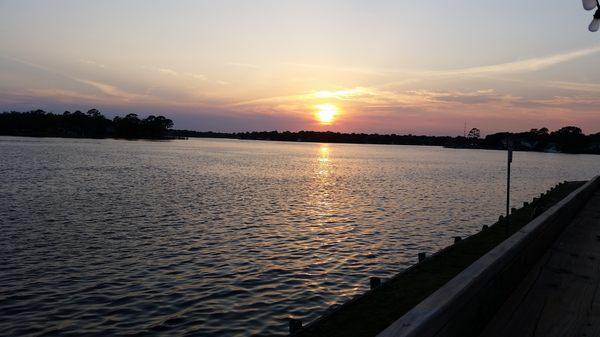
[1,136,598,336]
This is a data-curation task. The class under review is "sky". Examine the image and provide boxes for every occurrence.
[1,0,600,135]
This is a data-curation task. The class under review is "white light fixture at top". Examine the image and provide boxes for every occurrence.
[583,0,600,31]
[590,13,600,32]
[583,0,598,10]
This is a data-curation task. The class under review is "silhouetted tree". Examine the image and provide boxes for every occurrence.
[550,126,586,153]
[2,112,599,153]
[0,109,173,139]
[141,115,174,138]
[467,128,481,139]
[86,109,101,118]
[553,126,583,136]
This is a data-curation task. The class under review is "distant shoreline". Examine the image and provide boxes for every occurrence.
[3,130,600,156]
[2,110,599,154]
[170,128,600,155]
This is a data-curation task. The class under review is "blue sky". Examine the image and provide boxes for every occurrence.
[1,0,600,135]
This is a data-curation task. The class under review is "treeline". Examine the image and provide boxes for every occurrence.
[172,129,454,145]
[172,126,600,154]
[476,126,600,154]
[2,110,599,154]
[0,109,173,139]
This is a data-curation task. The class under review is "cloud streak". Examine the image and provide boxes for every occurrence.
[1,55,153,103]
[418,45,600,77]
[226,62,260,69]
[3,43,600,134]
[156,67,207,80]
[78,59,107,69]
[284,62,387,76]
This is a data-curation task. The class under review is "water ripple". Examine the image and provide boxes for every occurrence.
[1,137,599,336]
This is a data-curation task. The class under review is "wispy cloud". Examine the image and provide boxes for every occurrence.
[78,59,107,69]
[156,67,207,80]
[284,62,387,76]
[75,79,146,101]
[1,55,58,75]
[232,86,513,118]
[1,55,151,103]
[4,43,600,134]
[418,45,600,77]
[0,87,104,106]
[226,62,260,69]
[27,88,104,102]
[157,68,179,76]
[544,80,600,93]
[283,45,600,83]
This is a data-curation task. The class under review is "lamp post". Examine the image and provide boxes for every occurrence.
[583,0,600,31]
[506,137,513,236]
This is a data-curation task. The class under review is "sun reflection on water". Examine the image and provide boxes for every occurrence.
[310,144,334,218]
[309,144,364,300]
[310,144,346,229]
[317,145,331,175]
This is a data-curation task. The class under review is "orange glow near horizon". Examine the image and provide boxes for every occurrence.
[4,3,600,135]
[315,104,339,125]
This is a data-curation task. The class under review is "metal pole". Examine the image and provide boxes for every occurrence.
[506,138,512,236]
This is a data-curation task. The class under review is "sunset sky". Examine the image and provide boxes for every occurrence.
[1,0,600,135]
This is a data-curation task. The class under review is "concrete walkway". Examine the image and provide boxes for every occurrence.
[480,190,600,337]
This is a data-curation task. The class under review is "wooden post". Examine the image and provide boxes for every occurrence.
[289,318,302,334]
[370,277,382,290]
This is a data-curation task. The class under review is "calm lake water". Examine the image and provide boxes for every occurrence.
[1,136,599,336]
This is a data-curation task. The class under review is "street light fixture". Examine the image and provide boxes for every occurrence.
[583,0,600,31]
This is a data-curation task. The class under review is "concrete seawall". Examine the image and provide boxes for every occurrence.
[376,175,600,337]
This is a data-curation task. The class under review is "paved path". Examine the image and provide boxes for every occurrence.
[480,190,600,337]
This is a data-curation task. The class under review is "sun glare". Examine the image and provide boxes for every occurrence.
[315,104,338,125]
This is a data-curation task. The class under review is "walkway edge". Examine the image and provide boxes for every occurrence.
[376,175,600,337]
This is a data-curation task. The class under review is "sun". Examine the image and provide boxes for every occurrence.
[315,104,338,125]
